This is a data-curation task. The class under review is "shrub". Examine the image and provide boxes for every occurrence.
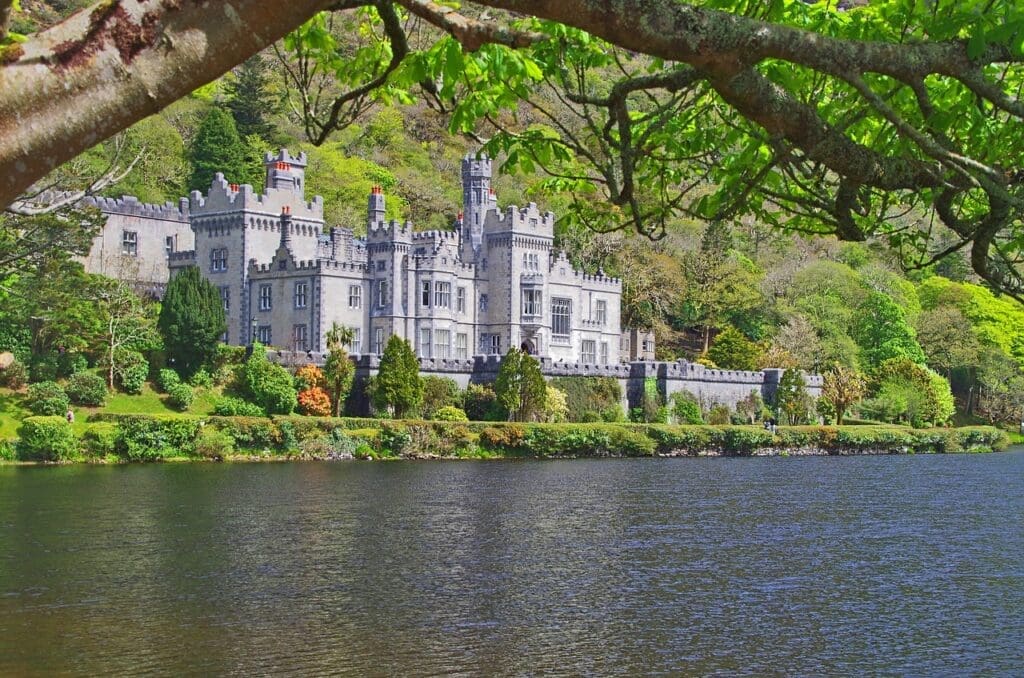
[81,423,118,459]
[65,372,107,406]
[29,352,59,383]
[157,368,181,392]
[298,387,332,416]
[17,416,78,461]
[542,385,569,423]
[1,360,28,389]
[433,405,469,421]
[208,415,278,449]
[58,352,89,378]
[294,364,326,391]
[706,404,732,425]
[25,381,70,416]
[167,382,195,411]
[420,376,463,418]
[114,416,201,461]
[549,376,623,423]
[0,439,16,461]
[239,346,297,415]
[670,391,704,424]
[194,427,234,460]
[188,369,213,388]
[298,429,359,459]
[213,396,265,417]
[463,383,497,421]
[114,351,149,395]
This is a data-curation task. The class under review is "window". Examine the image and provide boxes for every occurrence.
[257,326,272,344]
[643,339,655,353]
[595,299,607,325]
[165,236,174,256]
[349,284,362,309]
[376,260,385,271]
[522,253,539,270]
[377,280,388,308]
[220,286,230,311]
[420,327,432,358]
[434,281,451,308]
[600,342,609,364]
[479,294,488,312]
[421,280,431,307]
[348,328,361,354]
[374,328,385,355]
[122,230,138,256]
[434,329,451,359]
[457,287,466,313]
[211,248,228,272]
[294,282,308,309]
[552,297,571,336]
[522,289,542,317]
[259,284,272,311]
[456,333,468,359]
[292,324,308,352]
[582,340,597,363]
[490,334,501,355]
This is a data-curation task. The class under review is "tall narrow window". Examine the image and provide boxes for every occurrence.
[259,284,272,311]
[122,231,138,256]
[374,328,385,355]
[211,248,228,272]
[292,324,308,352]
[349,328,361,354]
[434,281,451,308]
[349,284,362,309]
[600,342,609,364]
[220,286,230,311]
[434,329,451,359]
[479,294,488,312]
[377,280,388,308]
[294,282,308,309]
[165,236,175,256]
[257,326,272,344]
[595,299,607,325]
[522,289,542,317]
[582,340,597,363]
[551,298,571,336]
[456,333,468,359]
[490,334,501,355]
[457,287,466,313]
[420,327,432,358]
[421,280,431,308]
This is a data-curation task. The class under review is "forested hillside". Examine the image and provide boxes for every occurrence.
[3,1,1024,427]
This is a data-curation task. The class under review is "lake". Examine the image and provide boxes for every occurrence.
[2,451,1022,675]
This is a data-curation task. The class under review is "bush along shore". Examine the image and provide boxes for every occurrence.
[0,414,1010,464]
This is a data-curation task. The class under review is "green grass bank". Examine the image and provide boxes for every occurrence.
[1,413,1010,464]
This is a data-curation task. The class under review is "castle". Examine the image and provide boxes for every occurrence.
[72,149,820,412]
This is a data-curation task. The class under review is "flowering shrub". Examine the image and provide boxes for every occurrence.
[298,387,332,417]
[295,364,326,391]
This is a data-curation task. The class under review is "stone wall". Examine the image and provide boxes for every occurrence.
[268,350,822,417]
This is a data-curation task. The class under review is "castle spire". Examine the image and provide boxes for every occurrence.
[368,184,385,225]
[279,205,292,251]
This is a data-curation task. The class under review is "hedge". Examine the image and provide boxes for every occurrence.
[12,414,1009,463]
[17,416,78,461]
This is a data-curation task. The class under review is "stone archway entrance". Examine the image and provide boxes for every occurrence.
[520,339,535,355]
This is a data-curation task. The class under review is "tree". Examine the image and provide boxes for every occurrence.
[774,368,813,425]
[224,55,278,141]
[707,326,761,371]
[4,1,1024,300]
[374,335,422,418]
[914,306,981,378]
[157,266,227,378]
[322,322,356,416]
[851,292,927,370]
[493,348,547,422]
[820,365,867,426]
[239,344,297,414]
[187,108,260,192]
[868,358,956,427]
[95,277,160,388]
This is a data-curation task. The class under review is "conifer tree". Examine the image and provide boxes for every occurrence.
[157,266,226,378]
[374,336,422,418]
[224,56,278,142]
[187,108,261,192]
[494,348,547,421]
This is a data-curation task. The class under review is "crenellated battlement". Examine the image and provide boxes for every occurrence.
[189,172,323,218]
[36,191,190,222]
[367,219,414,242]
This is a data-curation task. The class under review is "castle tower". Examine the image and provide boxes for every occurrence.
[460,153,495,261]
[368,185,386,226]
[264,149,307,194]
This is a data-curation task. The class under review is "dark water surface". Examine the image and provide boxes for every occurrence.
[1,451,1022,676]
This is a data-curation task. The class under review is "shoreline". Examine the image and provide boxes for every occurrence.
[2,414,1010,466]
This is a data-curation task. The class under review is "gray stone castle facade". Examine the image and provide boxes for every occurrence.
[72,149,820,412]
[170,150,625,365]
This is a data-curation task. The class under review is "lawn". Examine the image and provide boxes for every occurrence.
[1,383,221,439]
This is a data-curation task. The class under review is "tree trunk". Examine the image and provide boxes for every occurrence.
[1,0,339,206]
